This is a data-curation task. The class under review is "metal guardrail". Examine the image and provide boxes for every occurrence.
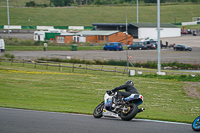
[0,29,35,33]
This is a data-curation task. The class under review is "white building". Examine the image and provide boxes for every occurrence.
[135,23,181,39]
[33,29,67,41]
[92,23,181,39]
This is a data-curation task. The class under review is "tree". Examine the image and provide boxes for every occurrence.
[144,0,166,3]
[94,0,102,5]
[191,0,199,2]
[119,0,125,4]
[51,0,65,6]
[63,0,72,6]
[25,1,36,7]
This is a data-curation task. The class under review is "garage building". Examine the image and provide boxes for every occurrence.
[92,23,181,39]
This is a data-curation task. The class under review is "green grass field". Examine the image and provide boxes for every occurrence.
[0,62,199,123]
[1,4,200,26]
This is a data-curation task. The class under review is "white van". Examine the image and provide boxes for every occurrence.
[0,39,5,52]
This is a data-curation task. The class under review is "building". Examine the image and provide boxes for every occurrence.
[33,29,67,41]
[92,23,181,39]
[55,30,133,44]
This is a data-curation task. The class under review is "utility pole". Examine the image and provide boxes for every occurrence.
[126,11,129,76]
[7,0,10,34]
[137,0,138,23]
[126,11,128,45]
[157,0,161,73]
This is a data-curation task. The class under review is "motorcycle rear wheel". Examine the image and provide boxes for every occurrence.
[120,103,138,121]
[192,116,200,131]
[93,101,104,118]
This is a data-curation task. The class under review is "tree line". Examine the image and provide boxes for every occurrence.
[25,0,200,7]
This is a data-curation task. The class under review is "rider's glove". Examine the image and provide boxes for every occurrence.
[106,90,112,95]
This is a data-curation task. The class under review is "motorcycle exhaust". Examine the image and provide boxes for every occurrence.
[138,108,145,113]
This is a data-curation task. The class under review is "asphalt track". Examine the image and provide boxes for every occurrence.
[0,107,193,133]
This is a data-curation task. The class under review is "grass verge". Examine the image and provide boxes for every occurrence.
[4,46,103,51]
[0,62,199,123]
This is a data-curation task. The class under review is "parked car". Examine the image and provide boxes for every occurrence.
[103,42,123,51]
[174,44,192,51]
[127,42,147,50]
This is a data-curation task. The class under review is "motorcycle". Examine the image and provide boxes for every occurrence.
[192,116,200,131]
[93,91,145,121]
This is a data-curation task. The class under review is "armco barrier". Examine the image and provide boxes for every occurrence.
[4,25,21,29]
[54,26,69,29]
[36,26,54,30]
[171,23,182,25]
[1,25,95,30]
[21,26,37,29]
[68,26,84,30]
[84,26,95,29]
[182,21,197,26]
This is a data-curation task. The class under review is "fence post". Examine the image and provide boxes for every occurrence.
[23,59,24,67]
[72,63,74,72]
[46,61,48,70]
[0,57,1,65]
[123,68,126,75]
[11,58,13,66]
[34,62,36,68]
[100,66,103,74]
[114,67,116,75]
[85,64,87,74]
[59,62,61,71]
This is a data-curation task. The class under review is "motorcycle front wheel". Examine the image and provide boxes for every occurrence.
[192,116,200,131]
[120,103,138,121]
[93,101,104,118]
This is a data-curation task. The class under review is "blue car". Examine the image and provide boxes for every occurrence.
[103,42,123,51]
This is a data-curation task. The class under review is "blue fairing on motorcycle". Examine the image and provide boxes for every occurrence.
[105,102,112,111]
[124,94,143,105]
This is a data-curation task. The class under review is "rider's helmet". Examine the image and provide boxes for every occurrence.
[126,80,134,86]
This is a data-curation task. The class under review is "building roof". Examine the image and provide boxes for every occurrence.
[131,23,179,28]
[77,30,119,36]
[92,23,128,26]
[60,32,76,36]
[92,23,179,28]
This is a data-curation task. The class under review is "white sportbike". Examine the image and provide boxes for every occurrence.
[93,91,145,121]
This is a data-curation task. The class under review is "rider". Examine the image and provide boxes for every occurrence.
[107,80,139,105]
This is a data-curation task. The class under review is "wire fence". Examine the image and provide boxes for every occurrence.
[1,57,199,76]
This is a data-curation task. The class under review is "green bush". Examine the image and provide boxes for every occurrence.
[21,40,35,46]
[38,58,200,70]
[25,1,36,7]
[94,59,105,65]
[134,62,141,67]
[25,1,48,7]
[34,41,48,46]
[4,53,15,59]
